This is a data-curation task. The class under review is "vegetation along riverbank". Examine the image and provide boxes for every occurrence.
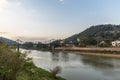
[0,42,65,80]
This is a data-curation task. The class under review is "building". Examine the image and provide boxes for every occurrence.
[100,41,106,45]
[112,40,120,47]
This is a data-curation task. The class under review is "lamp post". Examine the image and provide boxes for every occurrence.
[16,39,22,52]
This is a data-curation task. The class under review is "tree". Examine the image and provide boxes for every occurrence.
[22,42,34,49]
[0,43,25,80]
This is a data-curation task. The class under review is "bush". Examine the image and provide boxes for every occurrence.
[50,66,62,78]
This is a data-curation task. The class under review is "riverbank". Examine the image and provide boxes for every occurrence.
[55,47,120,58]
[0,43,65,80]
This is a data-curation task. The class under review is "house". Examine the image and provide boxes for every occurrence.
[100,41,106,45]
[112,40,120,47]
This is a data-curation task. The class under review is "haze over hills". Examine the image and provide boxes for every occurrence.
[1,24,120,46]
[65,24,120,44]
[0,37,15,45]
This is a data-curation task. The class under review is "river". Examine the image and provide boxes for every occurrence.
[21,49,120,80]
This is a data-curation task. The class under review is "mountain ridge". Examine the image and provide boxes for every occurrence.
[65,24,120,45]
[0,37,15,45]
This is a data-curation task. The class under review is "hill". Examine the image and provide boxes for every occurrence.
[0,37,15,45]
[65,24,120,45]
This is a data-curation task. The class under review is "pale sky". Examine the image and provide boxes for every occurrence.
[0,0,120,42]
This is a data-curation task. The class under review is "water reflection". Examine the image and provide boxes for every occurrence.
[21,49,120,80]
[51,52,69,62]
[80,55,120,80]
[61,52,69,62]
[22,50,31,54]
[80,55,114,69]
[51,52,59,62]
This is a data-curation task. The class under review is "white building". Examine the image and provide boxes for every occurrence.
[112,40,120,47]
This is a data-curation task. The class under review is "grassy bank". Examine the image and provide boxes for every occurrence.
[0,43,65,80]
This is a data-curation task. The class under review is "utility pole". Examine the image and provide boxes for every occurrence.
[16,39,22,52]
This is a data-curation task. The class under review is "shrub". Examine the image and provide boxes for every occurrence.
[50,66,62,78]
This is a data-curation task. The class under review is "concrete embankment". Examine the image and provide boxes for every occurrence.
[55,47,120,58]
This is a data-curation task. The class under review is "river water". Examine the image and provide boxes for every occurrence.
[21,49,120,80]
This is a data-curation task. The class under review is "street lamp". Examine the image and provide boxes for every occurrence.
[16,39,22,52]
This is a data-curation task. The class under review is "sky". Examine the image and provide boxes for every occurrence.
[0,0,120,42]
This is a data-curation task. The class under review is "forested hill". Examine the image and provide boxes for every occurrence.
[65,24,120,44]
[0,37,15,45]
